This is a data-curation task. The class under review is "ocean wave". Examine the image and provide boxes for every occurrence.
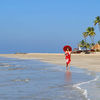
[12,78,30,82]
[47,65,65,72]
[73,75,99,100]
[0,63,11,67]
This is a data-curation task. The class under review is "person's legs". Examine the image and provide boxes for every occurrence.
[67,60,71,70]
[66,59,68,70]
[66,63,68,70]
[68,64,70,70]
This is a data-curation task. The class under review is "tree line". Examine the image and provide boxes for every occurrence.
[79,16,100,50]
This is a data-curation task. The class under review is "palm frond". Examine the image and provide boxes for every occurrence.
[94,20,98,25]
[82,32,88,38]
[96,16,100,20]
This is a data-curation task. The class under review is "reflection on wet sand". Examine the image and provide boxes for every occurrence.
[65,70,72,82]
[0,57,95,100]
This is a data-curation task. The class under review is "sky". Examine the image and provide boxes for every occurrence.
[0,0,100,53]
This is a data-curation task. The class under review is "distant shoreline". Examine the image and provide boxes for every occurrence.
[0,53,100,72]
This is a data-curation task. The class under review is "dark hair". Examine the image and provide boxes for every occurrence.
[66,47,69,50]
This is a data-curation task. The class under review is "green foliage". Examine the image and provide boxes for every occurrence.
[86,27,94,32]
[86,43,91,49]
[94,16,100,26]
[90,43,95,48]
[79,40,90,49]
[79,40,86,47]
[79,16,100,50]
[94,16,100,31]
[82,32,88,38]
[98,40,100,45]
[82,32,88,42]
[82,27,96,44]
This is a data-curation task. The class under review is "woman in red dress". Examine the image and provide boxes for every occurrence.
[65,48,71,70]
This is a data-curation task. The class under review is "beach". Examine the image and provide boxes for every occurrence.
[0,53,100,72]
[0,56,98,100]
[0,54,100,100]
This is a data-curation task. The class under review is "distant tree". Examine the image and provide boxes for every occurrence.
[79,40,91,50]
[86,43,91,49]
[91,43,95,47]
[94,16,100,30]
[98,40,100,45]
[86,27,96,44]
[79,40,85,47]
[82,32,88,42]
[79,40,87,49]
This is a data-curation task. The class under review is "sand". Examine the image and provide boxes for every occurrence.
[0,53,100,72]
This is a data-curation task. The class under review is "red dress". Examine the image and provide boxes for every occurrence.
[65,52,71,65]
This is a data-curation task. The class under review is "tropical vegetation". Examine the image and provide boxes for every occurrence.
[79,40,90,50]
[82,32,88,42]
[86,27,96,44]
[94,16,100,30]
[79,16,100,51]
[98,40,100,45]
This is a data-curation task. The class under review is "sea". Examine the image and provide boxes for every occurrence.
[0,57,100,100]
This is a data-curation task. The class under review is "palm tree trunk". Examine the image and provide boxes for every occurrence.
[85,38,86,43]
[84,38,87,50]
[92,36,94,44]
[90,36,94,44]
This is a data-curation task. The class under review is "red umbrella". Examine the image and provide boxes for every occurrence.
[63,45,72,52]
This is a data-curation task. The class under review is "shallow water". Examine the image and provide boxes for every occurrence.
[0,57,99,100]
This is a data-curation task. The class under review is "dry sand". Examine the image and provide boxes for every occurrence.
[0,53,100,72]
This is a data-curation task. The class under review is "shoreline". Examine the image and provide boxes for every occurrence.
[0,53,100,72]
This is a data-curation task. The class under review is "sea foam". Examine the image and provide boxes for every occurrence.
[73,75,99,100]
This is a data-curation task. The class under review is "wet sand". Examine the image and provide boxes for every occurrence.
[0,57,94,100]
[0,53,100,72]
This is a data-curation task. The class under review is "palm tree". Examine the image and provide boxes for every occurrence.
[94,16,100,30]
[79,40,91,50]
[86,43,91,49]
[86,27,96,44]
[79,40,86,49]
[82,32,88,42]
